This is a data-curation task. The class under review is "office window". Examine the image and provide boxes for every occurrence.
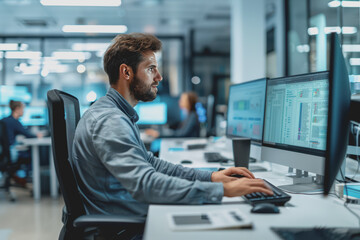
[286,0,360,94]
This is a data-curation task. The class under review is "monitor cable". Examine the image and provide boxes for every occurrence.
[340,168,360,227]
[349,123,360,181]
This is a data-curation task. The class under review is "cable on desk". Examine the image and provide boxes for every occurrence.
[279,188,323,195]
[340,168,360,227]
[349,126,360,181]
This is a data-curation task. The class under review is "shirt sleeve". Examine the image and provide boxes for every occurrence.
[14,120,36,138]
[147,151,213,182]
[91,114,223,205]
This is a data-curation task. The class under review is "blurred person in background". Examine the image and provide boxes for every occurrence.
[1,100,42,186]
[145,91,201,138]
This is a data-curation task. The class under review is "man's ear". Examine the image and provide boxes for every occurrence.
[119,64,133,81]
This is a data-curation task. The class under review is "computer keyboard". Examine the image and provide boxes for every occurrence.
[243,179,291,206]
[271,227,360,240]
[204,152,230,163]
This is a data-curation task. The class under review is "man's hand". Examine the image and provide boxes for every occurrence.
[211,167,255,183]
[223,178,273,197]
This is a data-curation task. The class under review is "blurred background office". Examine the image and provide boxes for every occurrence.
[0,0,359,239]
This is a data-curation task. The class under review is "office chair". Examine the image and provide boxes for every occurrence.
[0,120,16,202]
[47,89,145,240]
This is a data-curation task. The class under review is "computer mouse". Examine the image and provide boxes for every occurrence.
[251,203,280,214]
[180,160,193,164]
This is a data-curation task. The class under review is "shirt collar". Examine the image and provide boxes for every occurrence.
[106,87,139,123]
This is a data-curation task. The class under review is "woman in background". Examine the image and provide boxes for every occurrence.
[1,100,42,186]
[2,100,41,147]
[145,91,201,138]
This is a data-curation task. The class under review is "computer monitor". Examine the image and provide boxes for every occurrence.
[323,33,351,195]
[261,71,329,179]
[0,86,32,104]
[226,78,267,142]
[20,106,48,126]
[0,107,11,119]
[135,102,167,125]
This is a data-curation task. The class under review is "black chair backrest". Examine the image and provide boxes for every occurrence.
[0,120,10,170]
[47,89,84,226]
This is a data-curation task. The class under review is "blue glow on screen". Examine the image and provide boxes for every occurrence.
[135,102,167,125]
[0,86,32,104]
[20,106,48,126]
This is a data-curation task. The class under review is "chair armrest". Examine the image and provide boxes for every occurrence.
[73,214,145,228]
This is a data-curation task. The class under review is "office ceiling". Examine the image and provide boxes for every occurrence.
[0,0,231,52]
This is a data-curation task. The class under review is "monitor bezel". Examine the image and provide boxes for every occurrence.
[262,71,329,157]
[226,77,268,143]
[323,33,351,195]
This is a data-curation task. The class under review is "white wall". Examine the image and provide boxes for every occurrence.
[231,0,266,83]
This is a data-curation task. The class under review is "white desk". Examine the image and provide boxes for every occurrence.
[20,137,57,201]
[144,138,360,240]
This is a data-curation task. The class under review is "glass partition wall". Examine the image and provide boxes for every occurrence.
[286,0,360,94]
[0,36,184,110]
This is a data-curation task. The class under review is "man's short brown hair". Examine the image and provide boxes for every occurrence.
[103,33,162,85]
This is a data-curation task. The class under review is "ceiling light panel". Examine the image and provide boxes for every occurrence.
[62,25,127,33]
[40,0,121,7]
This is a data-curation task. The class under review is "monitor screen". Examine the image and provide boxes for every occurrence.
[135,102,167,125]
[226,78,267,141]
[20,106,48,126]
[0,86,32,104]
[263,72,329,154]
[0,107,11,119]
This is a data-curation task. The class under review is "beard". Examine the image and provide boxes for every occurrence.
[129,75,157,102]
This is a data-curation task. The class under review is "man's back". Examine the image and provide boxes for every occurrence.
[72,88,149,217]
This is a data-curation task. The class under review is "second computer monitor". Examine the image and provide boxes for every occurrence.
[262,71,329,175]
[226,78,267,142]
[135,102,167,125]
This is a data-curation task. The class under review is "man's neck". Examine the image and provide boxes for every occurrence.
[111,85,138,107]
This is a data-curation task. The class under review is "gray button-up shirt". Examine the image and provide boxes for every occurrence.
[72,88,224,218]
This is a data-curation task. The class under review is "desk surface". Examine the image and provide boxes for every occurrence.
[20,136,51,145]
[144,138,360,240]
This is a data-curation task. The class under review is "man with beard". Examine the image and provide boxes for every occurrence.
[72,33,272,222]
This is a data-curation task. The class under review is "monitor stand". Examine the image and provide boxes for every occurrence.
[278,168,323,193]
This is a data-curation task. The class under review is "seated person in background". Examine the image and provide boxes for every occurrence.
[72,33,272,235]
[1,100,42,184]
[145,91,200,138]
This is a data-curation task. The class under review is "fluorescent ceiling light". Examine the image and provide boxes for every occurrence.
[0,43,28,51]
[328,1,360,7]
[72,43,110,51]
[324,26,341,34]
[308,27,319,35]
[342,1,360,7]
[40,0,121,7]
[62,25,127,33]
[308,26,357,35]
[328,1,341,7]
[0,51,42,59]
[350,58,360,66]
[52,51,91,60]
[296,44,310,53]
[342,27,357,34]
[343,44,360,52]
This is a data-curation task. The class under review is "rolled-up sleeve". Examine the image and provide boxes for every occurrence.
[147,152,213,182]
[92,114,223,204]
